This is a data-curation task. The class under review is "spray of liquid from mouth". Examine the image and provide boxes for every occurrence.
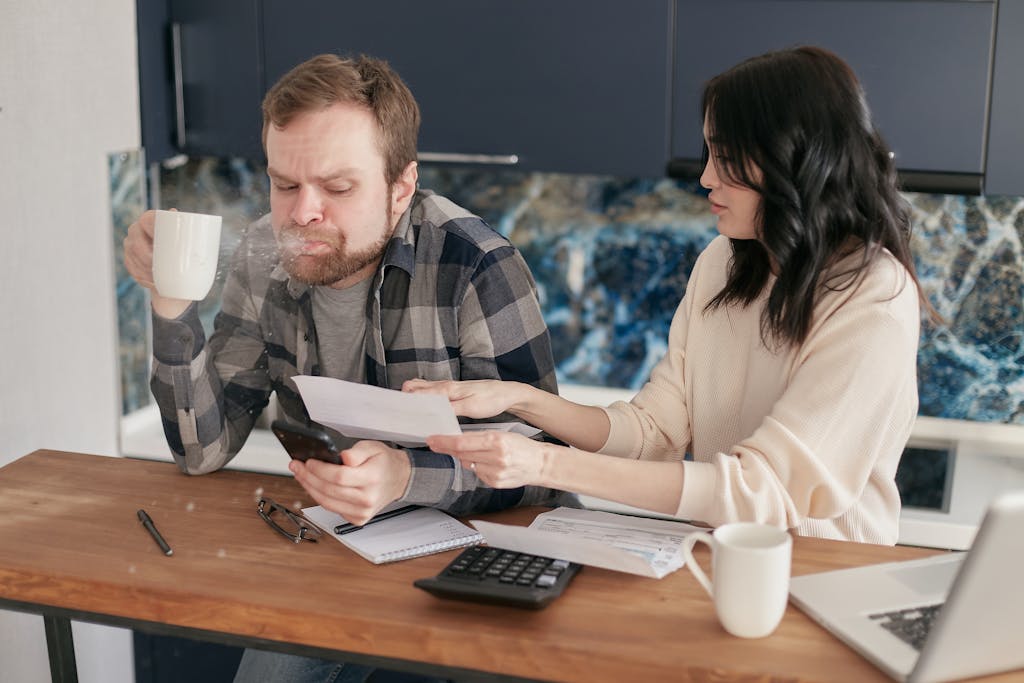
[278,227,343,256]
[276,232,304,251]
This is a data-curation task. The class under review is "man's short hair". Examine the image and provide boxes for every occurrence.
[261,53,420,185]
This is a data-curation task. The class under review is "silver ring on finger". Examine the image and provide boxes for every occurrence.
[470,461,477,471]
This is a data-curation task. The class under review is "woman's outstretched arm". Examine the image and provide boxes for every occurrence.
[403,378,613,452]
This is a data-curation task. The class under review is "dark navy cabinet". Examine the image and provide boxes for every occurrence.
[260,0,672,178]
[139,0,673,178]
[985,0,1024,196]
[136,0,1023,200]
[670,0,997,195]
[169,0,263,159]
[136,0,177,163]
[137,0,263,161]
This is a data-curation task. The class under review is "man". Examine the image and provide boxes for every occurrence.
[124,53,569,682]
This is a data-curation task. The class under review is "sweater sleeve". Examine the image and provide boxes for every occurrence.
[600,292,694,461]
[598,239,712,461]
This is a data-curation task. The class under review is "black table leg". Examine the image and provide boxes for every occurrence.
[43,615,79,683]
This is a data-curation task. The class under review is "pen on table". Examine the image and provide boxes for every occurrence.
[137,509,173,556]
[334,505,419,535]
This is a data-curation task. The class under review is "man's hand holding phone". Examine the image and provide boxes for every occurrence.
[271,420,342,465]
[273,420,413,526]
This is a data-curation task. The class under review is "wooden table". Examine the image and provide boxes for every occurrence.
[0,449,1017,683]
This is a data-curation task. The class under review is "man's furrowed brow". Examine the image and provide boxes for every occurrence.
[267,167,360,183]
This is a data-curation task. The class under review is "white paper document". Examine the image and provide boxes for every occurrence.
[470,507,705,579]
[460,422,542,437]
[293,375,541,446]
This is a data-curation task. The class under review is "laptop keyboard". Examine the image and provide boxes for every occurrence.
[869,603,944,651]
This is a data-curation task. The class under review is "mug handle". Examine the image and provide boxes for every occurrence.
[682,531,715,597]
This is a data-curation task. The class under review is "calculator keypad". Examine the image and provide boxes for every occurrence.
[414,545,581,609]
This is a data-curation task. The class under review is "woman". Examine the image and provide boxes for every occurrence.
[406,46,927,545]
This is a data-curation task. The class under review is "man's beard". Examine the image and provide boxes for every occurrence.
[277,203,393,287]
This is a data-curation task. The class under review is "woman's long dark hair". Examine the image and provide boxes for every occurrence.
[701,45,929,347]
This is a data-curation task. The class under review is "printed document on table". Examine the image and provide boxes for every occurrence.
[471,507,704,578]
[293,376,541,446]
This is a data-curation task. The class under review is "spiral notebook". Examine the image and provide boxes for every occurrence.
[301,505,483,564]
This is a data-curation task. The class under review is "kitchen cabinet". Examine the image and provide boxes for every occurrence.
[169,0,263,159]
[137,0,263,161]
[669,0,996,195]
[136,0,177,163]
[985,0,1024,196]
[260,0,672,178]
[137,0,1023,194]
[139,0,673,177]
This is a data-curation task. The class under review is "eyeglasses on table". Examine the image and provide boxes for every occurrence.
[257,497,323,544]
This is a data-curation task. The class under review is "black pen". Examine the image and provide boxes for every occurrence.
[334,505,419,535]
[138,509,173,556]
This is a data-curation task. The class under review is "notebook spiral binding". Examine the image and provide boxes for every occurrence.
[379,536,482,563]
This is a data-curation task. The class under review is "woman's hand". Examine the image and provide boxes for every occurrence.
[407,378,613,453]
[402,378,528,419]
[425,431,549,489]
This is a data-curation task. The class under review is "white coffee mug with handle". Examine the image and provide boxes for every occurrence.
[681,522,792,638]
[152,209,222,301]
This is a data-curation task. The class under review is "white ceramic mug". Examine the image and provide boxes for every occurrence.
[152,210,222,300]
[681,522,792,638]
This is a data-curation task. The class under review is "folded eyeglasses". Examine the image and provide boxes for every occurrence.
[257,497,323,544]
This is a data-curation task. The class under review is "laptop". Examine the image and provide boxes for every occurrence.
[789,490,1024,683]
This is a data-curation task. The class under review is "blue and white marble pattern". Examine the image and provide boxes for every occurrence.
[109,150,149,414]
[110,156,1024,427]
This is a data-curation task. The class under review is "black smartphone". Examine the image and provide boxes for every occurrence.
[271,420,342,465]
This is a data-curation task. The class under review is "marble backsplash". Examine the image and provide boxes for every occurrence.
[111,153,1024,430]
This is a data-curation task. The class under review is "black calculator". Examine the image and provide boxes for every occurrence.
[414,545,581,609]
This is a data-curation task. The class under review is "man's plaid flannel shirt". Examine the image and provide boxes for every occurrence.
[150,190,574,514]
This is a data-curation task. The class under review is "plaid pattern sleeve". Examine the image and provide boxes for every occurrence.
[388,194,575,512]
[149,220,282,474]
[148,306,259,475]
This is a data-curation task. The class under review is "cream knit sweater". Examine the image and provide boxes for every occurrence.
[600,236,920,545]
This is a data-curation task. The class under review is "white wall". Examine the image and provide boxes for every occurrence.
[0,1,139,682]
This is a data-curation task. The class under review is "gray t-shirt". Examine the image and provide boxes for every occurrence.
[311,276,373,450]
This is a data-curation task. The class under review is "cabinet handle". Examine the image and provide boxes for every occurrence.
[171,22,186,149]
[417,152,520,166]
